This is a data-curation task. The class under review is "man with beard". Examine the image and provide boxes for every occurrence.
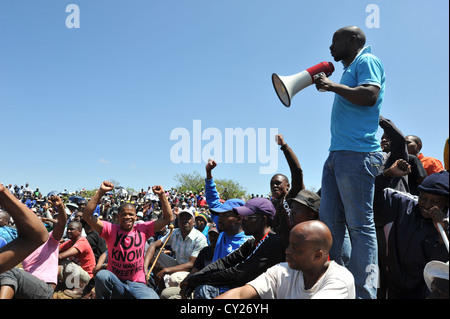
[314,26,385,299]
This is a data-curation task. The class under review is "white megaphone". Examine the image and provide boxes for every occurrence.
[272,61,335,107]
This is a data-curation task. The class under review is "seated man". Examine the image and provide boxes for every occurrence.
[180,197,286,299]
[58,221,96,295]
[194,212,210,244]
[374,161,449,298]
[160,227,220,299]
[287,189,321,228]
[144,209,208,292]
[209,200,253,262]
[204,159,252,261]
[82,182,174,299]
[0,210,17,244]
[216,221,355,299]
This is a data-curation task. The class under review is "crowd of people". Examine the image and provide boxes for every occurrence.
[0,25,448,300]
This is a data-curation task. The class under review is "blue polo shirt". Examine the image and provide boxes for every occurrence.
[330,46,385,152]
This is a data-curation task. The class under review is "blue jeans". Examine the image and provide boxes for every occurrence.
[94,270,159,299]
[319,151,382,299]
[194,284,221,299]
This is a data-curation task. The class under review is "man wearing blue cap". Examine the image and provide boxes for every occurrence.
[180,197,285,299]
[203,159,252,262]
[375,160,449,299]
[208,201,253,262]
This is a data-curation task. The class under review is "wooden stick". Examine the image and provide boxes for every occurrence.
[146,224,174,282]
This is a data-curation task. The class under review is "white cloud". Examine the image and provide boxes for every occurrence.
[99,158,111,165]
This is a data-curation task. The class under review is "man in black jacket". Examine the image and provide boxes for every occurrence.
[375,161,449,299]
[379,115,427,195]
[180,197,286,299]
[270,134,304,246]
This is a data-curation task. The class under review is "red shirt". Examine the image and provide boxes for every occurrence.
[60,237,96,278]
[417,153,444,176]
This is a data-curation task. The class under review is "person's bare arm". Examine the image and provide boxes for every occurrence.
[0,184,49,273]
[315,74,380,106]
[156,256,197,279]
[214,284,261,299]
[59,246,80,260]
[144,239,163,274]
[206,159,217,180]
[152,186,174,232]
[47,195,68,241]
[382,159,411,178]
[93,251,108,275]
[83,181,113,234]
[276,134,305,197]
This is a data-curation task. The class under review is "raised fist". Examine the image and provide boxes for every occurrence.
[100,181,114,192]
[206,159,217,171]
[152,185,165,195]
[48,195,63,207]
[275,134,285,146]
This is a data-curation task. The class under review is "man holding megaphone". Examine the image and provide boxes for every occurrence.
[313,26,385,300]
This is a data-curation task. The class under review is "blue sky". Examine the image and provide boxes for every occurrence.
[0,0,448,196]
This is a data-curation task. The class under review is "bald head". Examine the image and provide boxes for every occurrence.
[291,220,332,253]
[335,26,366,49]
[285,220,332,272]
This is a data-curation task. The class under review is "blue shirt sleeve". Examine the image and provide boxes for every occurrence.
[356,54,384,88]
[205,178,221,226]
[205,178,221,209]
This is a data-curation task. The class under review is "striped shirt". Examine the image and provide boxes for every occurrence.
[161,228,208,264]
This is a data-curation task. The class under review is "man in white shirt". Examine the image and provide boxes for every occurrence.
[144,209,208,291]
[215,220,355,299]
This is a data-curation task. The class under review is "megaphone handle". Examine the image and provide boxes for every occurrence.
[314,72,326,92]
